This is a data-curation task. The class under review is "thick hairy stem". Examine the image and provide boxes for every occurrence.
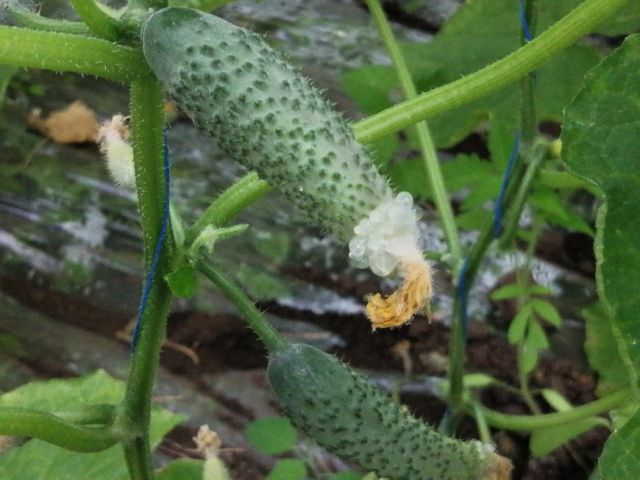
[120,77,173,480]
[69,0,121,41]
[3,4,91,34]
[0,26,146,82]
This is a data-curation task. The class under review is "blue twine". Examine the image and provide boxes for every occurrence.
[131,130,171,350]
[456,258,470,339]
[519,0,533,42]
[492,132,520,238]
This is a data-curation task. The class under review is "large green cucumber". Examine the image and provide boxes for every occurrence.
[142,7,392,242]
[268,343,511,480]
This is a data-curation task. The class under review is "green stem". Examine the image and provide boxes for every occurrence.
[474,388,633,431]
[186,172,272,244]
[499,144,546,248]
[4,4,92,35]
[353,0,630,144]
[196,261,288,353]
[446,151,533,431]
[120,77,173,480]
[0,407,122,452]
[514,263,542,415]
[69,0,122,41]
[471,401,492,444]
[364,0,461,262]
[520,0,538,149]
[0,26,146,82]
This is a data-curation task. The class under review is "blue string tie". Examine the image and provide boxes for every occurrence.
[131,130,171,351]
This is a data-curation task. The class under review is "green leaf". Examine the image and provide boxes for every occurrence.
[530,417,604,457]
[491,283,527,301]
[562,35,640,392]
[157,459,204,480]
[530,299,562,327]
[527,320,549,350]
[342,65,397,115]
[0,65,17,109]
[250,230,290,264]
[507,305,531,344]
[597,0,640,36]
[389,158,430,198]
[583,303,630,396]
[597,409,640,479]
[245,417,297,455]
[0,370,121,410]
[0,372,184,480]
[529,189,594,235]
[166,264,198,298]
[541,389,573,412]
[538,170,593,191]
[330,473,363,480]
[266,459,306,480]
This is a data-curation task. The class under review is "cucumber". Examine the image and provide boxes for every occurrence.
[142,7,393,242]
[198,264,511,480]
[268,343,511,480]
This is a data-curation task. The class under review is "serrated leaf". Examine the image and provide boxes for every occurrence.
[0,372,184,480]
[166,264,198,298]
[531,299,562,327]
[562,35,640,392]
[529,188,594,235]
[597,409,640,479]
[508,305,532,344]
[583,303,630,396]
[267,459,306,480]
[157,459,204,480]
[245,417,296,455]
[530,417,604,457]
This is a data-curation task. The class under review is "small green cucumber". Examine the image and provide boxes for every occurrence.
[142,7,393,242]
[268,343,511,480]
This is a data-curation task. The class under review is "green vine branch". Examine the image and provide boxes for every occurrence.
[120,77,173,480]
[196,260,287,353]
[0,26,146,82]
[353,0,630,144]
[69,0,121,41]
[3,4,91,35]
[186,172,271,244]
[472,388,632,431]
[364,0,461,263]
[0,407,123,452]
